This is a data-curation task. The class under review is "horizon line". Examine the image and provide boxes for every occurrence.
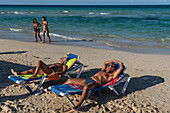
[0,4,170,6]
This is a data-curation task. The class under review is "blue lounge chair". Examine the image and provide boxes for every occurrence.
[48,63,130,107]
[8,53,84,94]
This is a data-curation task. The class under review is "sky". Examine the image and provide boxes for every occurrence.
[0,0,170,5]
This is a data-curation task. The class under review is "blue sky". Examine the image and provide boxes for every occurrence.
[0,0,170,5]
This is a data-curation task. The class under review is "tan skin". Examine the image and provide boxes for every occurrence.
[42,17,51,43]
[64,60,124,111]
[11,58,67,79]
[33,19,42,42]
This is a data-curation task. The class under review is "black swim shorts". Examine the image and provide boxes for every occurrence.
[85,78,97,85]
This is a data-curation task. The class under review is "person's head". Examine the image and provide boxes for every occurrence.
[106,62,116,73]
[33,18,37,23]
[42,16,46,21]
[59,57,67,64]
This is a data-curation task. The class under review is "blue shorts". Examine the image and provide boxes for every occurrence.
[85,78,96,85]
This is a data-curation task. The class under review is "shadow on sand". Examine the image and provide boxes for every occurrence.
[0,51,27,55]
[0,60,33,89]
[0,60,33,103]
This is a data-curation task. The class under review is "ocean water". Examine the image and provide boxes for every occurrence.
[0,5,170,54]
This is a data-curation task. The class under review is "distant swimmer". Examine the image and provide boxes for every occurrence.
[42,16,51,43]
[33,18,42,42]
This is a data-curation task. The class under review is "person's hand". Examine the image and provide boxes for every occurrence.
[49,72,56,76]
[115,60,122,64]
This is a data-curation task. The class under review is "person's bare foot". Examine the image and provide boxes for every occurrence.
[11,69,18,76]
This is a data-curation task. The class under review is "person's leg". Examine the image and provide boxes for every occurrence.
[11,68,35,75]
[37,31,42,41]
[29,60,53,79]
[74,82,97,110]
[43,30,45,43]
[34,31,38,42]
[46,30,51,42]
[64,78,86,86]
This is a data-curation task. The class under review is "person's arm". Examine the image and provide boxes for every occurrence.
[38,22,41,27]
[50,64,67,76]
[112,61,124,79]
[101,60,117,71]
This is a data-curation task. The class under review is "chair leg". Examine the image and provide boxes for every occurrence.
[34,77,47,92]
[64,63,84,78]
[65,95,75,107]
[109,75,130,96]
[76,64,84,78]
[20,81,33,93]
[65,73,71,78]
[109,86,120,96]
[120,76,130,95]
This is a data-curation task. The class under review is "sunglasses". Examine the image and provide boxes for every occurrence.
[107,64,115,68]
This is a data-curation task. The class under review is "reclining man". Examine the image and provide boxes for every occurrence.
[64,60,124,111]
[11,57,67,79]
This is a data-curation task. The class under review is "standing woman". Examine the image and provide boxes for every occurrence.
[42,16,51,43]
[33,18,42,42]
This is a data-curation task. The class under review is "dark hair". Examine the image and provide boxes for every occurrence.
[63,57,70,64]
[108,62,116,68]
[33,18,36,23]
[42,16,46,21]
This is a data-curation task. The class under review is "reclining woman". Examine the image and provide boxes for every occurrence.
[11,57,67,79]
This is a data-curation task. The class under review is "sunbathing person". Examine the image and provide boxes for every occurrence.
[11,57,67,79]
[64,60,124,111]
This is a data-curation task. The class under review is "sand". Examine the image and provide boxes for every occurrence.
[0,39,170,113]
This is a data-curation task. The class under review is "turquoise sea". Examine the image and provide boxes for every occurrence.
[0,5,170,54]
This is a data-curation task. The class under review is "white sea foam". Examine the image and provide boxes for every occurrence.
[9,28,22,32]
[13,11,25,14]
[1,12,5,14]
[161,39,165,42]
[89,12,95,15]
[7,11,26,14]
[100,12,110,15]
[89,12,111,15]
[40,32,93,41]
[63,11,69,13]
[30,12,35,14]
[106,42,121,47]
[49,33,80,40]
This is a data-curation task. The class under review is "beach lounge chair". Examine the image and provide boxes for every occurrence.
[8,53,84,94]
[48,63,130,107]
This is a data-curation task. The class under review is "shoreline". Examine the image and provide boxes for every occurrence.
[0,39,170,112]
[1,29,170,55]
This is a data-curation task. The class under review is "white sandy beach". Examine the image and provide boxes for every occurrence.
[0,39,170,113]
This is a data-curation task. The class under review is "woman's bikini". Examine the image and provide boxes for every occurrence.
[33,23,40,32]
